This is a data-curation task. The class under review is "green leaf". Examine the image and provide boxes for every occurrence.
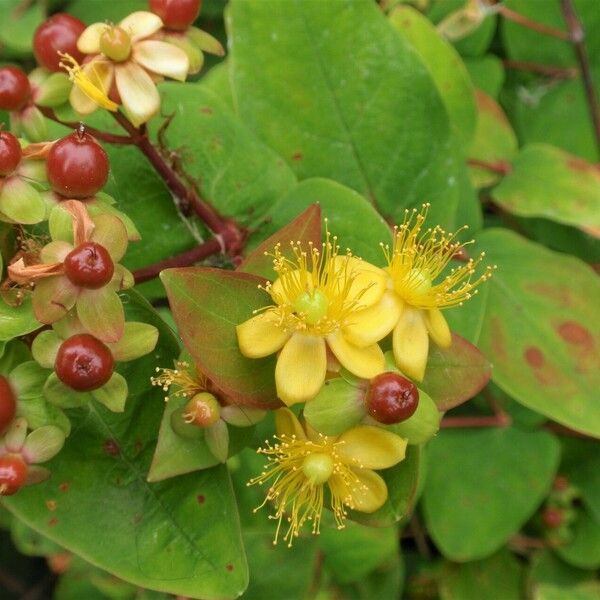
[468,90,518,189]
[0,0,44,55]
[535,582,600,600]
[463,55,505,98]
[3,291,249,599]
[492,144,600,236]
[68,0,148,23]
[251,178,392,264]
[423,427,560,561]
[229,0,462,226]
[0,297,41,341]
[161,267,279,407]
[421,333,492,411]
[555,510,600,570]
[155,82,297,226]
[439,549,525,600]
[529,549,596,591]
[474,229,600,438]
[389,5,477,147]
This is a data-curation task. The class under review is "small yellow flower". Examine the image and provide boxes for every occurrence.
[344,205,494,382]
[249,409,407,546]
[65,11,189,126]
[236,234,388,406]
[151,360,207,402]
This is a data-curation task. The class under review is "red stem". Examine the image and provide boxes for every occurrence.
[441,414,511,429]
[502,59,578,79]
[132,237,222,284]
[560,0,600,157]
[497,5,570,40]
[467,158,512,175]
[37,106,134,144]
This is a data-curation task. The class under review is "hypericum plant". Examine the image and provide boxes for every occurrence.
[1,0,598,598]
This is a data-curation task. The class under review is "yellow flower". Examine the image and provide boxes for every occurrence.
[344,205,494,382]
[249,409,407,546]
[63,11,189,126]
[236,235,388,406]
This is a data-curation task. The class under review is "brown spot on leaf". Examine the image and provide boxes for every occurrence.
[200,106,213,114]
[527,283,572,308]
[226,564,234,571]
[58,482,70,493]
[134,439,144,453]
[48,517,58,527]
[489,317,507,359]
[524,346,544,368]
[103,439,120,457]
[291,151,303,161]
[557,321,593,347]
[197,494,205,504]
[46,500,57,511]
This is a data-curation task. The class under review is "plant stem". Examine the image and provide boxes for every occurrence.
[560,0,600,156]
[132,237,222,284]
[497,5,570,40]
[441,413,511,429]
[502,59,578,79]
[467,158,512,175]
[37,107,134,145]
[111,111,246,253]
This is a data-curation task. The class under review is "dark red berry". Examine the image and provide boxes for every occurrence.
[366,372,419,425]
[0,66,31,111]
[0,131,22,177]
[46,131,109,198]
[149,0,201,31]
[542,507,564,529]
[0,376,17,434]
[33,13,86,72]
[64,242,114,289]
[55,334,114,392]
[0,454,28,496]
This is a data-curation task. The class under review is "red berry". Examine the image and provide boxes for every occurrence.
[149,0,201,31]
[33,13,86,72]
[0,376,17,434]
[64,242,114,289]
[0,66,31,111]
[366,372,419,425]
[55,334,114,392]
[0,131,22,177]
[542,507,564,529]
[0,454,28,496]
[46,131,109,198]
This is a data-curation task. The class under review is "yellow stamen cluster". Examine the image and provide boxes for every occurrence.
[248,434,366,547]
[260,233,372,336]
[59,53,119,112]
[382,204,495,309]
[151,360,207,402]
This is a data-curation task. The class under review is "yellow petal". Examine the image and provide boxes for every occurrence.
[133,40,189,82]
[77,23,108,54]
[275,333,326,406]
[425,308,452,348]
[326,330,384,379]
[115,62,160,126]
[330,468,388,513]
[393,308,429,381]
[274,408,306,440]
[343,290,403,347]
[334,256,387,307]
[69,59,114,115]
[236,311,290,358]
[119,11,163,41]
[337,425,407,469]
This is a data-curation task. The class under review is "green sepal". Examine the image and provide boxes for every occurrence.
[385,389,441,445]
[8,361,49,399]
[221,405,266,427]
[0,176,45,224]
[22,425,65,464]
[188,27,225,55]
[304,377,367,436]
[91,372,128,413]
[16,395,71,436]
[107,322,159,362]
[206,419,229,463]
[48,203,74,243]
[86,198,141,241]
[35,71,72,107]
[43,372,91,409]
[164,33,204,74]
[19,106,48,142]
[31,330,61,368]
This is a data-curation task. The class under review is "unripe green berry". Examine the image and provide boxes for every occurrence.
[293,289,329,324]
[302,453,333,484]
[184,392,220,428]
[100,27,131,62]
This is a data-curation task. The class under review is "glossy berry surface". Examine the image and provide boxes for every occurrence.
[0,131,22,177]
[542,507,564,529]
[0,376,17,433]
[149,0,201,30]
[0,66,31,111]
[33,13,86,72]
[47,131,109,198]
[366,372,419,425]
[0,454,27,496]
[64,242,114,289]
[55,334,114,392]
[184,392,220,427]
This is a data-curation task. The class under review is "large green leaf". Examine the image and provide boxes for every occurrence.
[475,229,600,437]
[492,144,600,237]
[251,178,392,264]
[3,290,249,599]
[229,0,465,227]
[161,267,279,407]
[422,427,559,561]
[389,5,477,147]
[555,510,600,570]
